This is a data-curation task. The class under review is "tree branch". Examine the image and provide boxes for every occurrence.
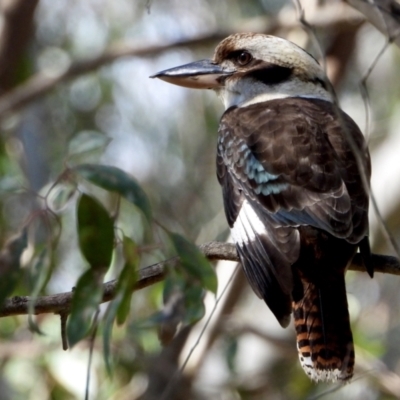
[0,241,398,319]
[0,4,364,120]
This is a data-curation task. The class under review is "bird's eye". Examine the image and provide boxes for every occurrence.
[236,51,252,66]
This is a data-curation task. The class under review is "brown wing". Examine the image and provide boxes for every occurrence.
[217,97,370,326]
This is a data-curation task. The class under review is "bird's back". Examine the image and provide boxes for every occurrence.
[217,97,370,381]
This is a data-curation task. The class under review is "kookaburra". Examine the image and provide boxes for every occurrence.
[151,33,372,382]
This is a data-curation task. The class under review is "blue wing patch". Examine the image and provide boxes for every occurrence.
[219,136,289,196]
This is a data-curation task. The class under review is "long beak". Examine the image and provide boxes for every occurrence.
[150,59,234,89]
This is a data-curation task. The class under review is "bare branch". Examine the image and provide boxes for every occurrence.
[0,241,398,319]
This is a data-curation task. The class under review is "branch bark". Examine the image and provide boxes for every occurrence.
[0,241,398,318]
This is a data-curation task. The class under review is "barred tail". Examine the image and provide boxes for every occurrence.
[293,274,354,382]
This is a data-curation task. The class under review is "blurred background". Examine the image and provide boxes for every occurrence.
[1,0,400,399]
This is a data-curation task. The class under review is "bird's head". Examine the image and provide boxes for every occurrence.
[151,33,333,109]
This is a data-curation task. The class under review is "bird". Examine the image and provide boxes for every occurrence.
[151,33,372,382]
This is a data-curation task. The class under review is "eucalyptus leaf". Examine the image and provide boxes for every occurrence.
[103,296,119,376]
[67,269,103,347]
[77,193,114,272]
[68,130,111,157]
[103,236,139,375]
[27,248,50,334]
[29,248,49,295]
[74,164,152,222]
[47,182,77,212]
[169,232,217,294]
[182,284,205,324]
[117,236,139,325]
[0,229,28,307]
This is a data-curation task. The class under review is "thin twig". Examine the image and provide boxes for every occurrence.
[358,33,400,259]
[293,0,327,72]
[346,0,400,48]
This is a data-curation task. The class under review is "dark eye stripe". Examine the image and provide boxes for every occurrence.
[246,64,293,85]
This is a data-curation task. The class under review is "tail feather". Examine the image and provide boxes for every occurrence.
[293,275,354,382]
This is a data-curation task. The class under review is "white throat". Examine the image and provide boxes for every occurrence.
[218,77,333,109]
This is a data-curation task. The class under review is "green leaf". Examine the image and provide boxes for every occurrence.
[67,269,103,347]
[141,284,204,333]
[103,236,139,375]
[169,232,217,294]
[48,182,77,212]
[77,193,114,271]
[28,248,50,334]
[163,272,183,304]
[103,297,119,376]
[224,335,238,373]
[182,284,205,324]
[74,164,152,222]
[117,236,139,324]
[68,130,111,157]
[28,248,49,294]
[0,229,28,307]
